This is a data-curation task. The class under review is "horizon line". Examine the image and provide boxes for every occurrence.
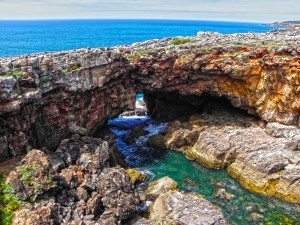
[0,17,274,24]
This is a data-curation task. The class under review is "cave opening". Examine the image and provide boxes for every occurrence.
[142,92,260,122]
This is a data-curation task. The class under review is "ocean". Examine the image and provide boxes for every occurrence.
[0,19,275,57]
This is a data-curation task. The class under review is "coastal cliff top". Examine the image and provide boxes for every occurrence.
[0,25,300,63]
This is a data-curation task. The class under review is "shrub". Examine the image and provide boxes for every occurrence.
[16,165,37,185]
[12,71,23,79]
[171,38,193,45]
[0,173,21,225]
[71,64,81,71]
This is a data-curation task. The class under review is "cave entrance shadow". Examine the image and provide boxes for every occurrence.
[142,92,261,128]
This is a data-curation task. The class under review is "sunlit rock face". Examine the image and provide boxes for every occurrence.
[1,26,300,161]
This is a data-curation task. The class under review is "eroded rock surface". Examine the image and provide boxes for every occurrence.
[7,135,139,225]
[154,102,300,203]
[1,26,300,161]
[145,176,178,200]
[149,190,228,225]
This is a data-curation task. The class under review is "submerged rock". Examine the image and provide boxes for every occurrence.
[149,190,228,225]
[214,188,231,201]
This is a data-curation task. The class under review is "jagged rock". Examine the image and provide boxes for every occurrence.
[146,135,167,149]
[126,216,157,225]
[145,177,178,200]
[124,125,148,145]
[126,168,147,186]
[98,168,139,222]
[13,201,59,225]
[5,135,140,224]
[69,125,89,136]
[149,190,228,225]
[98,210,118,225]
[7,149,56,201]
[76,186,89,202]
[266,122,300,138]
[46,151,66,173]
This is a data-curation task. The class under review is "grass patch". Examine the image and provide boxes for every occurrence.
[0,173,22,225]
[16,165,37,185]
[171,38,194,45]
[128,51,150,61]
[71,64,81,71]
[11,71,23,79]
[45,178,52,185]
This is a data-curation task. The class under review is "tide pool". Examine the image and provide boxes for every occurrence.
[108,117,300,225]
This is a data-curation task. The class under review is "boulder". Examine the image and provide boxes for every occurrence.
[98,168,139,222]
[146,135,167,149]
[7,150,56,201]
[149,190,228,225]
[126,168,147,186]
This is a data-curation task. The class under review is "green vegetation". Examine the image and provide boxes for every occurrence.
[0,173,22,225]
[281,55,294,59]
[258,58,265,65]
[128,51,150,60]
[39,76,51,84]
[16,165,37,185]
[0,74,12,78]
[45,178,53,185]
[11,71,23,79]
[61,69,68,74]
[33,182,41,195]
[71,64,81,71]
[171,38,194,45]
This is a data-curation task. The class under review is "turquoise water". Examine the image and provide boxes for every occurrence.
[0,19,275,57]
[108,117,300,225]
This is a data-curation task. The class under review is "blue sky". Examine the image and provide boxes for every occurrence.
[0,0,299,22]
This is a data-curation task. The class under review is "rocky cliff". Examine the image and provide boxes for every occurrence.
[0,49,136,161]
[0,25,300,223]
[1,26,300,162]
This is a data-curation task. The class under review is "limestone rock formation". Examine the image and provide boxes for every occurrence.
[149,190,228,225]
[1,24,300,222]
[0,49,135,162]
[1,26,300,162]
[153,102,300,203]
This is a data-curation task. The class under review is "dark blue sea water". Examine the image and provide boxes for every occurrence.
[0,19,275,57]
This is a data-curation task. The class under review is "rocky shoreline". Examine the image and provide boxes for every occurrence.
[1,24,300,224]
[147,99,300,205]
